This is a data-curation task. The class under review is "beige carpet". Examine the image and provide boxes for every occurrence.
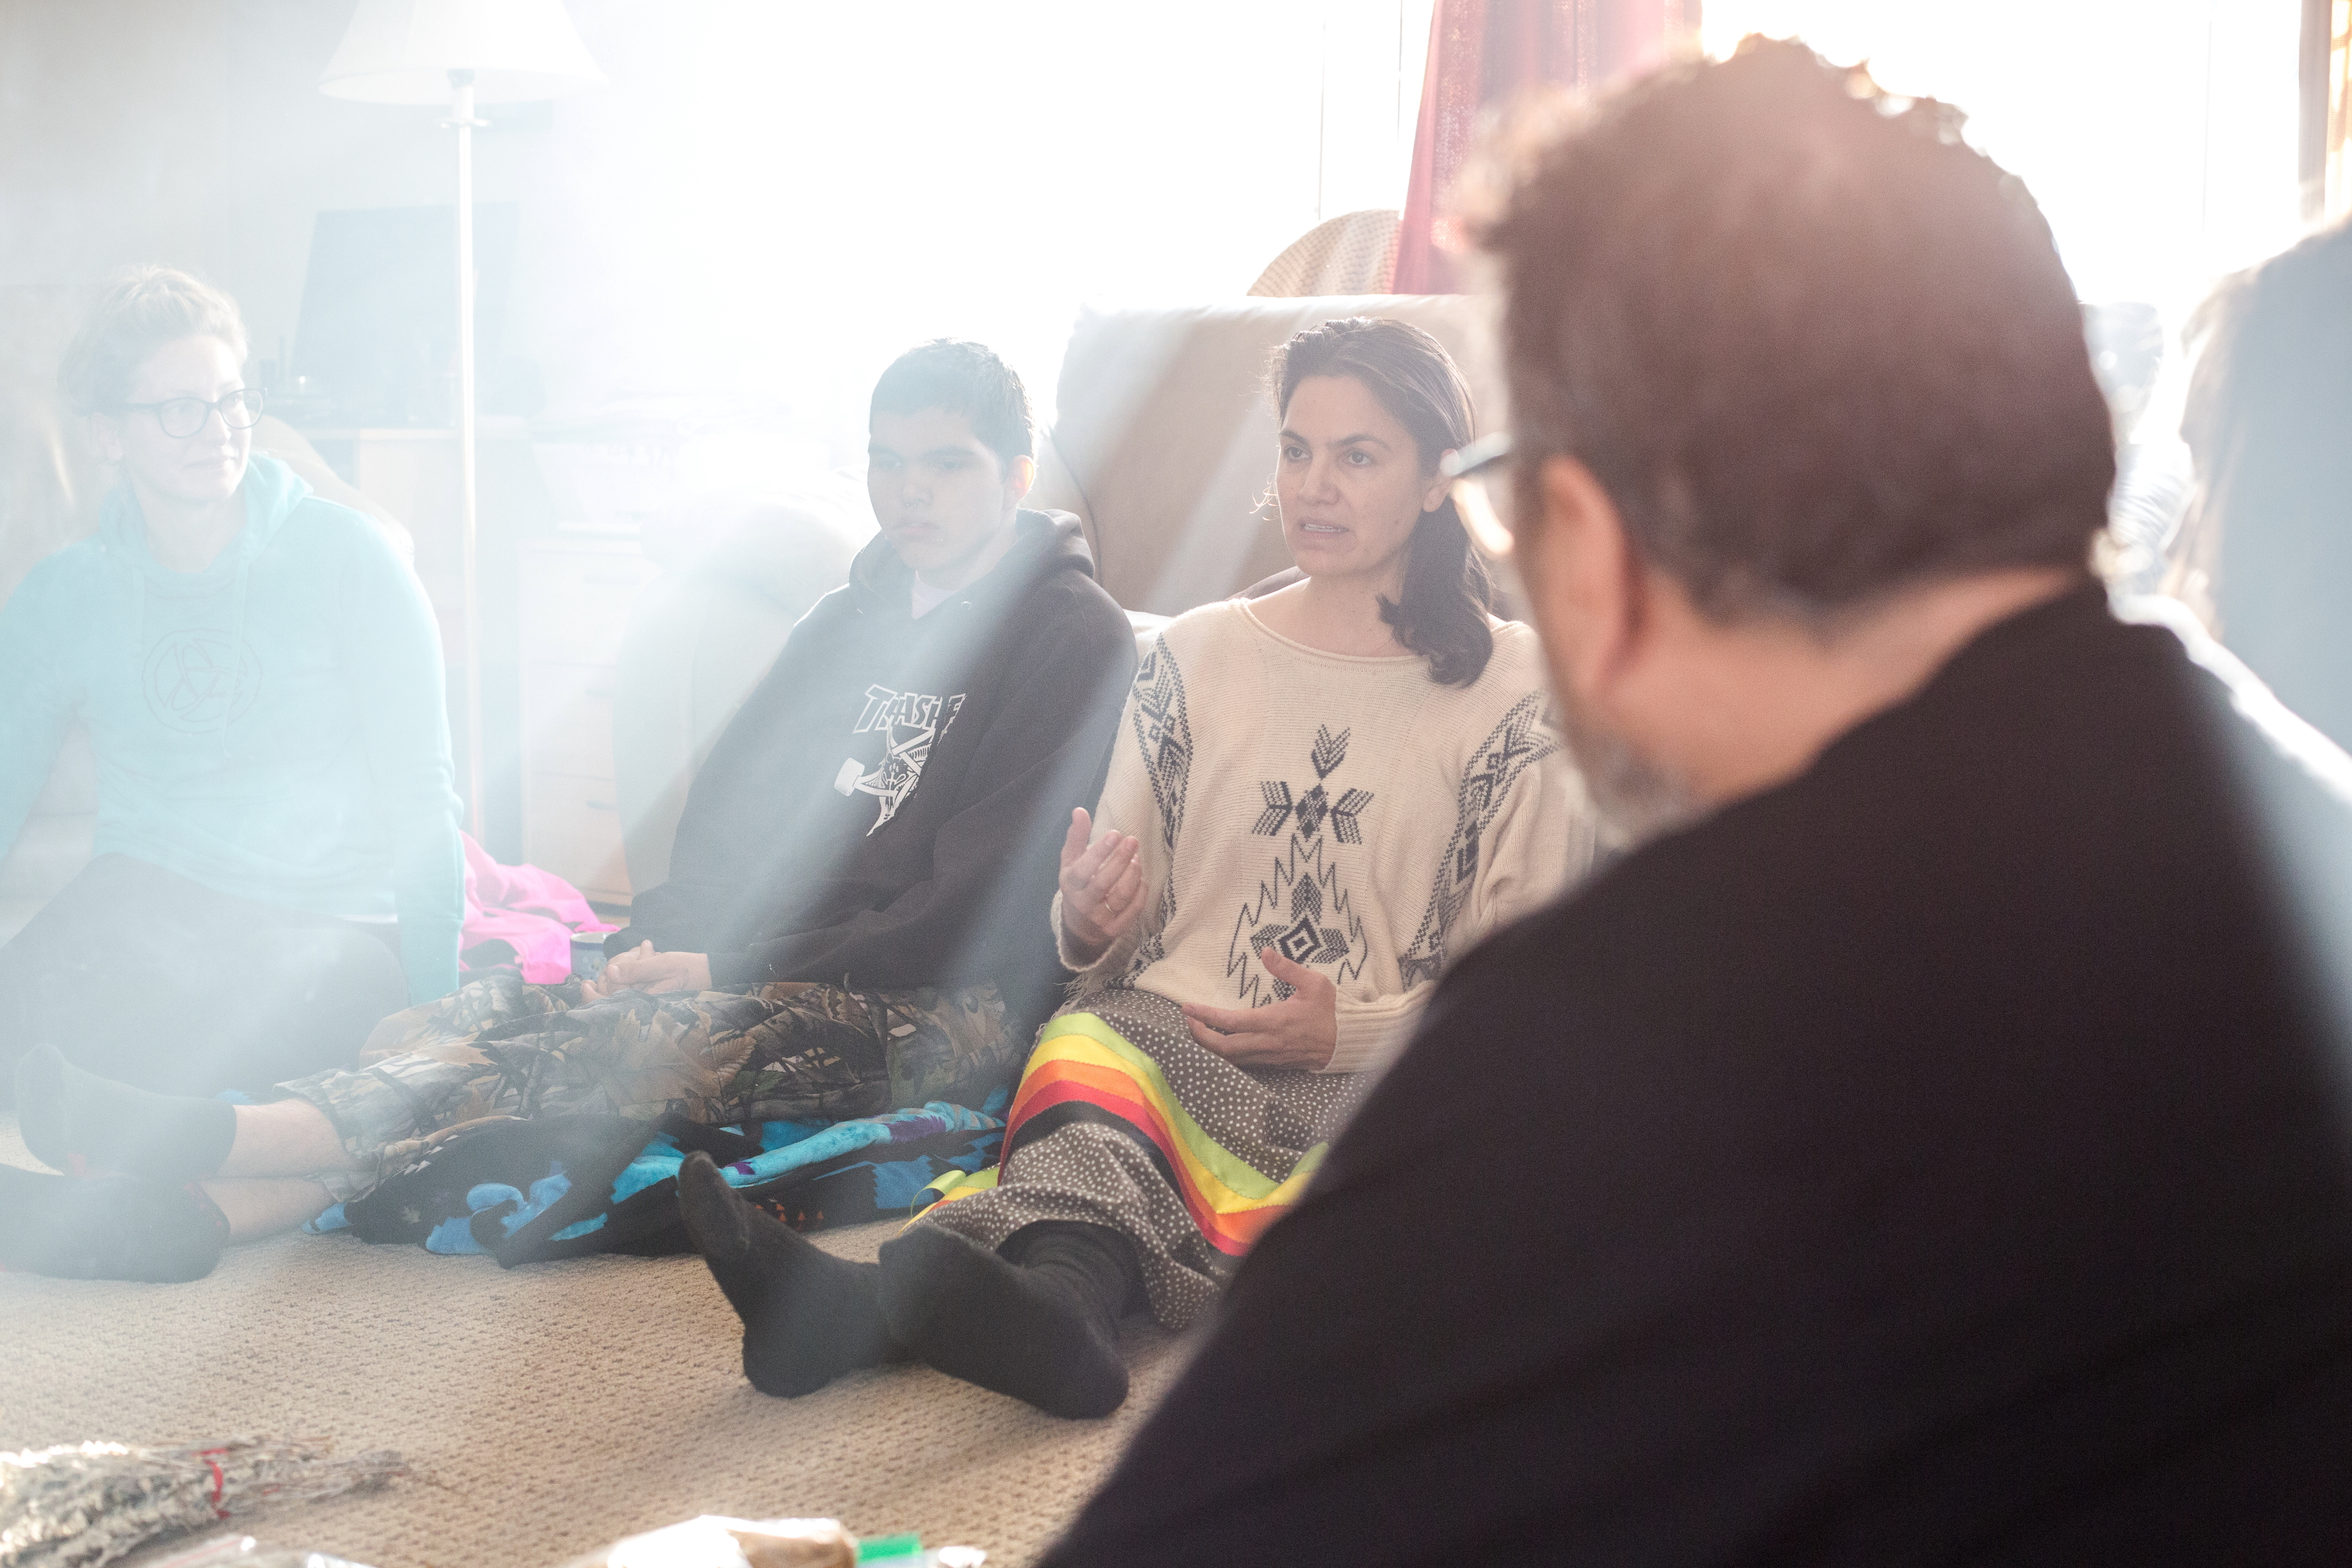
[0,1114,1190,1568]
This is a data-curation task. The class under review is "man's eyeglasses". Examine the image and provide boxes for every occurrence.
[1442,431,1515,556]
[118,389,266,440]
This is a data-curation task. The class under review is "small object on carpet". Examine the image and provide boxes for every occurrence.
[560,1514,858,1568]
[143,1534,376,1568]
[554,1514,987,1568]
[0,1436,405,1568]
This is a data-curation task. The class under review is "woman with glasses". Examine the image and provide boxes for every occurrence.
[0,266,462,1104]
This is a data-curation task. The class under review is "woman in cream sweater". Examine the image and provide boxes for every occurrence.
[679,317,1596,1415]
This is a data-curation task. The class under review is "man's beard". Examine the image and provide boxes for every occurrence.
[1552,683,1703,848]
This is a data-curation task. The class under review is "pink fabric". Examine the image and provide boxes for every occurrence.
[460,833,617,982]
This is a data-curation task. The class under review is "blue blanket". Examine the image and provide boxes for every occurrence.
[311,1095,1007,1256]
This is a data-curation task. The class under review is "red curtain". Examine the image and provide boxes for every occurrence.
[1393,0,1695,293]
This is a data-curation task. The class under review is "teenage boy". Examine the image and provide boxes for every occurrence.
[7,340,1140,1282]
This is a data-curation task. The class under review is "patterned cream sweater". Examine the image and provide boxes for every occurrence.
[1056,599,1595,1074]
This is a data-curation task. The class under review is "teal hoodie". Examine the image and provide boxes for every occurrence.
[0,453,463,1001]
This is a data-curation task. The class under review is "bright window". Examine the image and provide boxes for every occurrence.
[1700,0,2307,316]
[533,0,1434,460]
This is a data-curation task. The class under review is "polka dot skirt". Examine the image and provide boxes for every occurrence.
[922,987,1364,1329]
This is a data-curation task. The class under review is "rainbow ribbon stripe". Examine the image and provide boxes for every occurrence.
[918,1011,1325,1256]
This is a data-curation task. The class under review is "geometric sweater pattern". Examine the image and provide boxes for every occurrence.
[1057,599,1596,1073]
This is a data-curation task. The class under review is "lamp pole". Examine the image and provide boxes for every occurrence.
[446,66,486,838]
[319,0,604,841]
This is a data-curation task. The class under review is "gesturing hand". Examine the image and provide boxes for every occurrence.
[1059,807,1145,967]
[584,941,712,999]
[1180,948,1338,1071]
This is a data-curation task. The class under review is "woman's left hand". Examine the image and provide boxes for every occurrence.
[585,941,711,999]
[1181,949,1338,1070]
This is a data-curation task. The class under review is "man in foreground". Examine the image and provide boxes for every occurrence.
[8,340,1139,1279]
[1044,40,2352,1564]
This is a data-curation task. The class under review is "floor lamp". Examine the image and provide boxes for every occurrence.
[320,0,604,836]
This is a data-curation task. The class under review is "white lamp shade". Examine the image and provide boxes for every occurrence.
[320,0,604,105]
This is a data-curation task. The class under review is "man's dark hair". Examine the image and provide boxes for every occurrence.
[870,339,1034,468]
[1479,36,2113,620]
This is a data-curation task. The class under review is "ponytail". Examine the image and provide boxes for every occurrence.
[1379,496,1495,686]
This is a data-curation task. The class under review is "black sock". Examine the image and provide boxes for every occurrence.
[676,1151,898,1396]
[877,1219,1138,1418]
[0,1165,228,1282]
[13,1043,238,1181]
[1005,1218,1146,1312]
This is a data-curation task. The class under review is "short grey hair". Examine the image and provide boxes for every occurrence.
[59,265,248,416]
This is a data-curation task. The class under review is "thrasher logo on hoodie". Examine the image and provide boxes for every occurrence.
[837,683,967,835]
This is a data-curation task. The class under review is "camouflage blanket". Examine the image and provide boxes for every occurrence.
[275,972,1017,1198]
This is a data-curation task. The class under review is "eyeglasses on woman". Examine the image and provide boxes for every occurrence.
[117,387,266,440]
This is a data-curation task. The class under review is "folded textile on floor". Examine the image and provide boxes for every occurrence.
[311,1099,1007,1266]
[458,833,615,983]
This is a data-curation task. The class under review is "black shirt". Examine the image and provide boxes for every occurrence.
[1046,586,2352,1566]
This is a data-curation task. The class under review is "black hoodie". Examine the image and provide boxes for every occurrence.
[614,509,1135,1025]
